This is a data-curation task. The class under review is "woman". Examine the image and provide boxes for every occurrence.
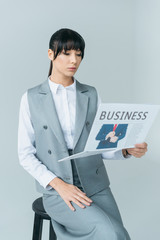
[18,28,147,240]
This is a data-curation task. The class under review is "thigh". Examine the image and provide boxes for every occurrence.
[91,187,123,225]
[42,191,131,240]
[42,193,110,233]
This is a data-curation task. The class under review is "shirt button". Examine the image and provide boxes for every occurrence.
[48,150,52,154]
[43,125,48,129]
[86,121,90,126]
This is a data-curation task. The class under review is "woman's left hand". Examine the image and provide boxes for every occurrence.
[126,142,148,158]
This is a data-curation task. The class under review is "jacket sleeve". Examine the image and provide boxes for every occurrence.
[18,92,57,190]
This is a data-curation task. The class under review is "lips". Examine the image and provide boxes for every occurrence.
[68,67,76,69]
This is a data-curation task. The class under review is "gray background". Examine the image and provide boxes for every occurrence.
[0,0,160,239]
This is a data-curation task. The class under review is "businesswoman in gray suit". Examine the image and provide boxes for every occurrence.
[18,28,147,240]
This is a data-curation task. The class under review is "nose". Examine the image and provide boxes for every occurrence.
[70,53,77,64]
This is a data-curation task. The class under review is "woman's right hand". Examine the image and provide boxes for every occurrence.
[49,177,93,211]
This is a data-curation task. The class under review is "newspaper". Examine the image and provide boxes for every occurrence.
[58,103,160,162]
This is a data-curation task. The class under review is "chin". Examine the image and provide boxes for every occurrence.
[65,73,75,77]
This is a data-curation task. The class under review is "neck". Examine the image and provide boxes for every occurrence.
[50,72,74,87]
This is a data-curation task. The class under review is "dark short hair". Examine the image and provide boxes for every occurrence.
[48,28,85,76]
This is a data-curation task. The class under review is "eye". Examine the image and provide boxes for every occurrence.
[63,52,69,55]
[62,51,82,57]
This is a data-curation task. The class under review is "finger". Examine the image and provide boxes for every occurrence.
[75,188,92,202]
[74,195,91,206]
[129,145,148,152]
[133,149,147,154]
[134,142,148,148]
[83,196,93,203]
[73,199,86,209]
[66,201,76,211]
[75,191,93,203]
[134,146,148,152]
[76,187,86,195]
[129,152,146,157]
[132,152,146,158]
[134,153,145,158]
[129,148,147,154]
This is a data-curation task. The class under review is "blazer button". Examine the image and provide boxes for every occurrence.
[48,150,52,154]
[96,169,99,174]
[43,125,48,129]
[86,121,90,126]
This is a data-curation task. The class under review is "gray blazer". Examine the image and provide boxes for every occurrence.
[27,79,110,197]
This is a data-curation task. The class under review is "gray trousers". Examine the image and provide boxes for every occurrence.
[42,153,131,240]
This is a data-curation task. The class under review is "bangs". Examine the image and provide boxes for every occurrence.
[54,39,84,59]
[60,39,82,52]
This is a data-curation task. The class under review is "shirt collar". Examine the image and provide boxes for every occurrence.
[48,76,76,94]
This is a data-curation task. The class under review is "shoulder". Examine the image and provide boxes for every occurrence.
[27,81,44,95]
[26,80,50,102]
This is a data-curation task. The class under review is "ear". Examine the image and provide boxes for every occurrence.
[48,49,54,61]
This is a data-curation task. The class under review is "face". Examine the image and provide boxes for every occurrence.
[48,48,82,78]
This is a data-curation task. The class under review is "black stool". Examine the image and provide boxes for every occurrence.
[32,197,57,240]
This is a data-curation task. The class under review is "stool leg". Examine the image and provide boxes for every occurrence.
[49,220,57,240]
[32,213,43,240]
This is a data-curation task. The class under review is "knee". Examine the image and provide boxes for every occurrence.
[96,222,117,240]
[95,219,130,240]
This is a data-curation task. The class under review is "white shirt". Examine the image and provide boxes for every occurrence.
[18,77,127,190]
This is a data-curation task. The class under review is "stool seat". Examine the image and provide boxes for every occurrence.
[32,197,50,220]
[32,197,57,240]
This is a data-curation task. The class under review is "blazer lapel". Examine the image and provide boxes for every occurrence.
[73,80,89,149]
[38,79,68,151]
